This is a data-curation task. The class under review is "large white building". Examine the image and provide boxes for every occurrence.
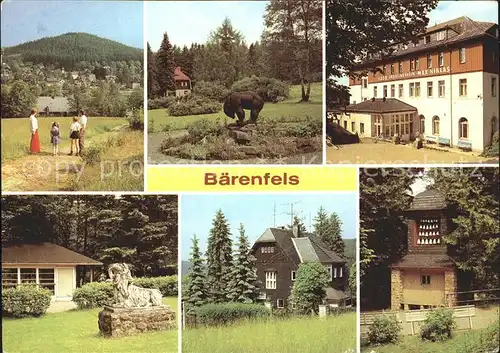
[344,16,498,152]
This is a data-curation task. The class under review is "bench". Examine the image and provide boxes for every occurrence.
[457,139,472,150]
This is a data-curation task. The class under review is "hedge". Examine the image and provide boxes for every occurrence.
[168,95,220,116]
[72,276,177,309]
[188,303,271,327]
[2,285,52,318]
[231,76,290,102]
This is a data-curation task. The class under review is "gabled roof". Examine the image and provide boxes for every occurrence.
[37,96,70,113]
[174,66,190,81]
[345,98,417,114]
[391,253,454,269]
[408,189,447,211]
[253,227,346,264]
[326,287,350,301]
[2,243,102,265]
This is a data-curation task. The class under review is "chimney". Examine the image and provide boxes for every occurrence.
[280,226,285,230]
[371,97,375,102]
[292,225,299,238]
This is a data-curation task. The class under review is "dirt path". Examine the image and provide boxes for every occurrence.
[2,125,128,192]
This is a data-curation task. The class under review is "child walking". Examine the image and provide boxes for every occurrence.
[50,122,60,156]
[69,117,81,156]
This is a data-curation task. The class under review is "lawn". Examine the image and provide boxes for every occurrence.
[148,82,322,132]
[183,313,356,353]
[1,116,127,162]
[361,321,499,353]
[2,297,178,353]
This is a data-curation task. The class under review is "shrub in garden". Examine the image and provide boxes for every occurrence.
[132,276,178,296]
[231,76,290,102]
[168,95,220,116]
[367,316,401,345]
[482,131,499,157]
[420,307,456,342]
[193,81,230,102]
[127,108,144,130]
[2,285,52,318]
[81,144,105,165]
[190,303,271,327]
[72,282,113,309]
[186,119,226,142]
[148,96,176,110]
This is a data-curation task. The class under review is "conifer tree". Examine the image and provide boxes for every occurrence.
[155,32,176,97]
[147,42,158,98]
[289,215,307,234]
[184,235,208,307]
[226,224,260,303]
[314,207,345,257]
[205,209,233,303]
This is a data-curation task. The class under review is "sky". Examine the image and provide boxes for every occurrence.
[0,1,143,48]
[146,1,268,51]
[180,193,357,259]
[336,0,499,86]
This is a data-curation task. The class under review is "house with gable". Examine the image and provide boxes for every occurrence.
[251,225,351,309]
[172,66,192,97]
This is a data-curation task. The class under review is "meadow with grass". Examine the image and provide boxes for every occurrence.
[1,116,143,192]
[183,313,356,353]
[2,297,177,353]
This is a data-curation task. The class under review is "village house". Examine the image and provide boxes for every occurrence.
[1,243,102,301]
[345,16,499,152]
[390,189,466,311]
[37,96,74,116]
[251,225,351,309]
[170,66,192,97]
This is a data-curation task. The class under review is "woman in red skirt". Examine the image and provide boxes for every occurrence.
[29,109,40,153]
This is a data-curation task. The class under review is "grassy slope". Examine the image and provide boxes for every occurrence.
[183,313,356,353]
[2,297,178,353]
[361,321,499,353]
[1,117,127,162]
[148,82,322,131]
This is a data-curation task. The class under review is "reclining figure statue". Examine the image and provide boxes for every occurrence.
[108,263,163,308]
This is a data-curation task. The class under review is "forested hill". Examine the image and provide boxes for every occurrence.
[2,32,142,69]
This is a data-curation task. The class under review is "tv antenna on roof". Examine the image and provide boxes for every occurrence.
[281,201,302,228]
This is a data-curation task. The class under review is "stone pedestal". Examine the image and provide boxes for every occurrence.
[98,305,176,337]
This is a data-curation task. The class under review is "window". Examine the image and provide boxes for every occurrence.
[419,115,425,134]
[425,35,431,44]
[415,58,420,70]
[333,267,337,279]
[427,81,433,97]
[410,58,415,71]
[360,122,365,134]
[2,268,18,288]
[459,79,467,96]
[459,117,468,139]
[390,84,395,97]
[433,116,440,135]
[277,299,284,308]
[351,122,355,132]
[398,84,403,98]
[291,271,296,281]
[339,267,343,278]
[383,85,388,98]
[38,269,55,294]
[459,48,466,63]
[362,78,367,88]
[382,64,387,74]
[421,275,431,285]
[261,246,274,254]
[409,83,415,97]
[20,268,36,284]
[436,31,445,41]
[492,77,497,97]
[390,64,395,74]
[438,80,445,97]
[265,271,276,289]
[373,86,378,98]
[415,82,421,97]
[325,265,333,280]
[343,121,347,129]
[427,54,432,69]
[438,52,444,67]
[398,61,403,73]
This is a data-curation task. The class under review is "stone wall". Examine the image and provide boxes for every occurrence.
[391,269,403,310]
[98,305,176,338]
[444,269,458,307]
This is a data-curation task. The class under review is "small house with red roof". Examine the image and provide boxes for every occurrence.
[1,243,102,301]
[172,66,192,97]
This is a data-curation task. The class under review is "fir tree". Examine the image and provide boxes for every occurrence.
[184,235,208,307]
[147,42,158,98]
[226,224,260,303]
[314,207,345,258]
[289,215,307,234]
[155,32,176,97]
[205,209,233,303]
